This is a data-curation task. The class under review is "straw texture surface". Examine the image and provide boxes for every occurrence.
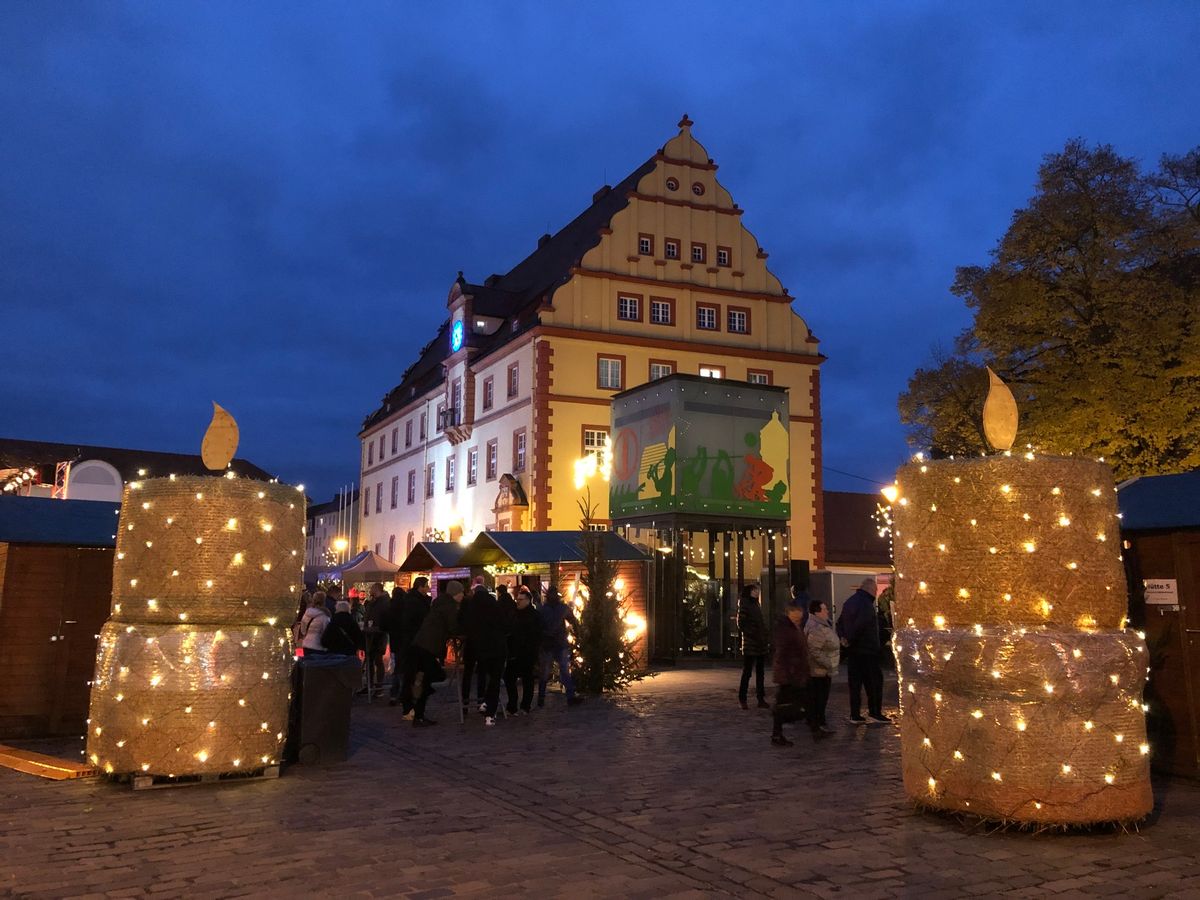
[893,454,1152,826]
[87,475,302,777]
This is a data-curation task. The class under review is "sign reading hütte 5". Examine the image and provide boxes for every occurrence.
[1144,578,1179,607]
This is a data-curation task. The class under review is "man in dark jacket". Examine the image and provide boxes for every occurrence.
[836,577,888,725]
[471,586,510,725]
[537,587,583,707]
[458,577,492,712]
[402,581,464,726]
[386,577,430,706]
[505,586,541,715]
[737,584,770,710]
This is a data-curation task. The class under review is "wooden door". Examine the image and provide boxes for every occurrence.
[1131,531,1200,777]
[0,544,112,738]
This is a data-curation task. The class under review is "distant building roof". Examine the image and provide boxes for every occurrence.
[0,437,277,485]
[307,490,359,520]
[362,156,658,432]
[0,495,119,547]
[1119,470,1200,531]
[823,490,892,568]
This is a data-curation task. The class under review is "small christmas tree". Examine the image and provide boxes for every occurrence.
[572,493,643,694]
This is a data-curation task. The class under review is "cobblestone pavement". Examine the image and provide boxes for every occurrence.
[3,667,1200,899]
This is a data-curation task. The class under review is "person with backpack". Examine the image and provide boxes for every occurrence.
[402,581,465,727]
[323,599,365,656]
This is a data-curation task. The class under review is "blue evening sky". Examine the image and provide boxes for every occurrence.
[3,2,1196,500]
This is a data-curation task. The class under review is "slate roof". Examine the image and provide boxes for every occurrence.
[464,530,650,566]
[0,495,120,547]
[398,541,470,572]
[362,155,659,431]
[1118,470,1200,531]
[0,437,277,484]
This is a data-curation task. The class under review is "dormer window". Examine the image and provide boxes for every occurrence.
[638,234,653,256]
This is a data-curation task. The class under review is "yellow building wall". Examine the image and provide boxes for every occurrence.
[534,119,824,564]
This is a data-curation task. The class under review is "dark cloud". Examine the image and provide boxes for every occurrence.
[2,2,1197,501]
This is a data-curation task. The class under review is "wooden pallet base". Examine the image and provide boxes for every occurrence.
[128,765,280,790]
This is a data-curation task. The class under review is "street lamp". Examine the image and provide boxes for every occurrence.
[333,537,348,563]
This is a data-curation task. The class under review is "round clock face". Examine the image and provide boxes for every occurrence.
[450,319,464,352]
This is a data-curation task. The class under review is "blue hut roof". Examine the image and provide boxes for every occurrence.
[1118,470,1200,531]
[0,496,119,547]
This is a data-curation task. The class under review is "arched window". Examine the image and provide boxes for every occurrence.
[406,531,414,554]
[66,459,123,502]
[387,534,396,562]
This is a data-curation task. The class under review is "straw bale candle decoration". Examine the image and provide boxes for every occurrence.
[86,405,304,778]
[890,371,1152,826]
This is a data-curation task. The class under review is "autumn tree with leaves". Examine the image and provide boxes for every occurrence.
[900,141,1200,478]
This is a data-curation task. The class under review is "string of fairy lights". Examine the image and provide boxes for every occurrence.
[887,449,1153,825]
[86,474,305,778]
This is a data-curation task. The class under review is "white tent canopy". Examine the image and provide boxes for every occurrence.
[318,549,400,582]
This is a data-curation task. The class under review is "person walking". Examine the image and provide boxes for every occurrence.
[473,584,509,726]
[537,586,583,707]
[505,585,541,715]
[804,598,839,734]
[771,598,824,745]
[296,593,331,655]
[837,577,888,725]
[402,581,464,727]
[458,577,492,713]
[737,584,770,710]
[386,577,430,706]
[362,582,390,696]
[323,599,365,656]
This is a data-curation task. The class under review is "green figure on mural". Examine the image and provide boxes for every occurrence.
[646,447,676,496]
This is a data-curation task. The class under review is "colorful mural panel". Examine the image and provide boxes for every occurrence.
[609,375,790,521]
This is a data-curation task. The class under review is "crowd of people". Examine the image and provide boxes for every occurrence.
[738,576,891,747]
[292,576,584,728]
[293,572,890,747]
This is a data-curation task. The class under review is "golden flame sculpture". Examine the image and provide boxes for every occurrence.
[982,368,1018,452]
[201,402,240,471]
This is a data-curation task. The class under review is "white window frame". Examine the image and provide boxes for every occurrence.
[650,299,673,325]
[728,309,749,334]
[617,295,640,321]
[699,365,725,379]
[650,362,674,381]
[696,306,717,330]
[467,448,479,485]
[598,356,623,390]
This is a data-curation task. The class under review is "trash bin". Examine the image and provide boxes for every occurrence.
[284,654,360,766]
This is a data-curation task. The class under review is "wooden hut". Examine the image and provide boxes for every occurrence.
[0,496,117,738]
[1119,470,1200,778]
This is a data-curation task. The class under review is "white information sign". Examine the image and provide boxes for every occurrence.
[1143,578,1179,606]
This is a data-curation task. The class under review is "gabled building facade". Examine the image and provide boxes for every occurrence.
[358,118,825,569]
